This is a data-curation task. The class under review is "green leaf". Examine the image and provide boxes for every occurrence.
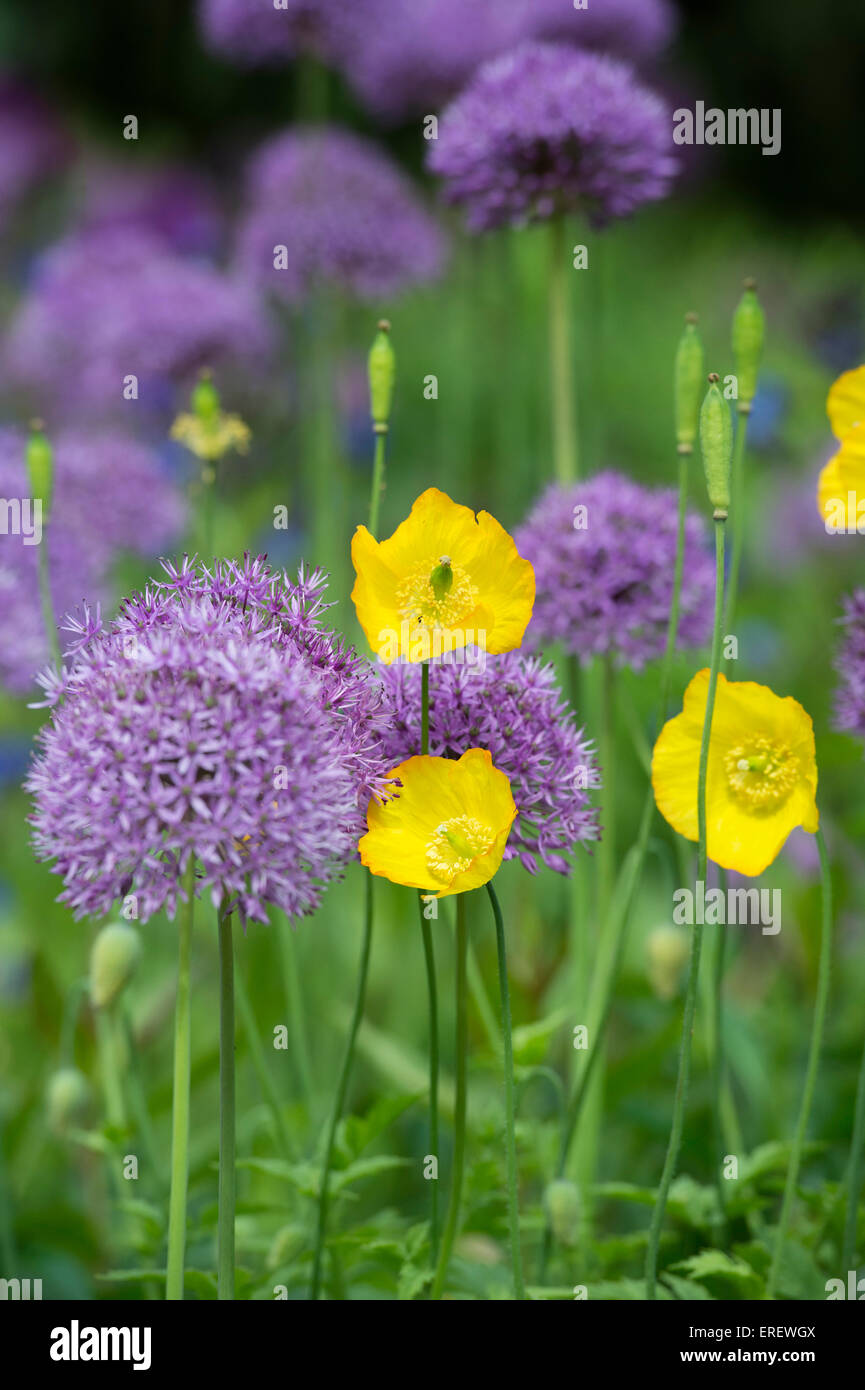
[672,1249,764,1299]
[512,1006,571,1067]
[331,1155,412,1193]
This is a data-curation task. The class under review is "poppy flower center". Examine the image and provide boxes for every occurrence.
[724,737,799,813]
[395,557,477,631]
[426,814,494,883]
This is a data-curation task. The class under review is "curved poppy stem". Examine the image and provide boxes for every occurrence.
[217,906,235,1300]
[486,881,525,1299]
[767,826,833,1299]
[645,515,726,1298]
[431,893,468,1299]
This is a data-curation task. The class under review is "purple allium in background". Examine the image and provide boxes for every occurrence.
[377,652,600,874]
[2,228,271,419]
[235,127,445,302]
[0,78,69,224]
[428,42,677,231]
[27,556,388,924]
[75,158,223,257]
[197,0,365,66]
[0,428,185,693]
[833,590,865,743]
[515,472,713,669]
[504,0,677,65]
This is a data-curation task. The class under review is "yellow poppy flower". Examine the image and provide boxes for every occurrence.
[827,364,865,441]
[350,487,534,663]
[652,670,818,877]
[816,422,865,532]
[359,748,517,897]
[171,410,251,462]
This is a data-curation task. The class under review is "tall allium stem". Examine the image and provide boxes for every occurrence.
[310,873,374,1299]
[235,961,295,1161]
[767,827,832,1299]
[217,907,236,1300]
[487,882,525,1299]
[166,859,195,1301]
[842,1031,865,1275]
[645,515,726,1298]
[431,893,468,1300]
[724,408,750,638]
[37,537,61,669]
[278,921,314,1109]
[548,218,578,483]
[419,658,440,1260]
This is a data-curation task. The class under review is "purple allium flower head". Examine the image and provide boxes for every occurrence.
[504,0,677,65]
[428,42,678,231]
[76,158,223,257]
[515,472,713,669]
[833,590,865,743]
[27,556,389,924]
[235,127,445,303]
[2,228,271,419]
[197,0,362,66]
[0,428,185,694]
[0,78,70,223]
[377,651,600,874]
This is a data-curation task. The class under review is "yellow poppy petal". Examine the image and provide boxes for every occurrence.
[827,364,865,440]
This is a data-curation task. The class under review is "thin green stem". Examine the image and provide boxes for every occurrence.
[310,872,374,1299]
[841,1031,865,1274]
[278,920,314,1110]
[658,450,690,724]
[418,658,439,1260]
[120,1007,161,1184]
[487,882,525,1300]
[767,827,833,1299]
[421,661,430,755]
[645,516,726,1299]
[369,429,387,540]
[548,218,578,483]
[37,534,61,669]
[431,893,468,1300]
[201,465,216,560]
[96,1006,126,1131]
[217,908,236,1301]
[724,408,750,639]
[166,859,195,1301]
[235,961,295,1161]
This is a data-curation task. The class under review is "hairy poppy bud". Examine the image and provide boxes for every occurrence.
[545,1179,581,1247]
[89,922,142,1009]
[674,313,704,452]
[732,278,765,408]
[647,926,690,1000]
[700,374,733,518]
[47,1067,90,1132]
[368,320,396,431]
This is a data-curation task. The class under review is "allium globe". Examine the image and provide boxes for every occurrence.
[27,556,388,924]
[833,590,865,743]
[515,473,714,669]
[428,42,677,231]
[377,652,600,874]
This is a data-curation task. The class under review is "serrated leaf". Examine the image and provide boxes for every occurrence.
[672,1249,763,1298]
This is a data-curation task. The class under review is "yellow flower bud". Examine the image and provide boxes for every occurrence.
[368,319,396,429]
[647,926,690,1000]
[89,922,142,1009]
[47,1067,90,1132]
[700,374,733,517]
[674,313,704,452]
[732,278,765,408]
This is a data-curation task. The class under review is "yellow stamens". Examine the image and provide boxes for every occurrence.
[425,815,494,884]
[724,737,799,813]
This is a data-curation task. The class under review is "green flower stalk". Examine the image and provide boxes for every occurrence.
[548,219,579,482]
[166,862,196,1301]
[726,278,765,635]
[217,907,236,1301]
[171,369,251,559]
[487,881,526,1299]
[430,892,468,1300]
[27,421,61,670]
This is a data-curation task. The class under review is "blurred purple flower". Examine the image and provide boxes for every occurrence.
[2,228,271,419]
[0,78,70,224]
[428,42,678,231]
[0,428,185,693]
[197,0,365,66]
[515,472,714,669]
[27,555,389,924]
[834,589,865,744]
[235,127,445,302]
[505,0,677,64]
[75,158,223,257]
[377,651,600,874]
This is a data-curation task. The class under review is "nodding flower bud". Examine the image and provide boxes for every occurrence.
[89,922,142,1009]
[429,555,453,603]
[674,312,704,452]
[647,925,690,1001]
[732,278,765,409]
[191,369,221,423]
[545,1179,581,1247]
[368,320,396,431]
[699,374,733,518]
[26,419,53,516]
[47,1067,90,1133]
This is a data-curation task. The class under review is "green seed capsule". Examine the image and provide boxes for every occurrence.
[545,1179,581,1247]
[191,370,221,423]
[732,278,765,406]
[674,313,704,451]
[89,922,142,1009]
[47,1067,90,1132]
[699,375,733,517]
[368,320,396,428]
[429,556,453,603]
[26,420,54,515]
